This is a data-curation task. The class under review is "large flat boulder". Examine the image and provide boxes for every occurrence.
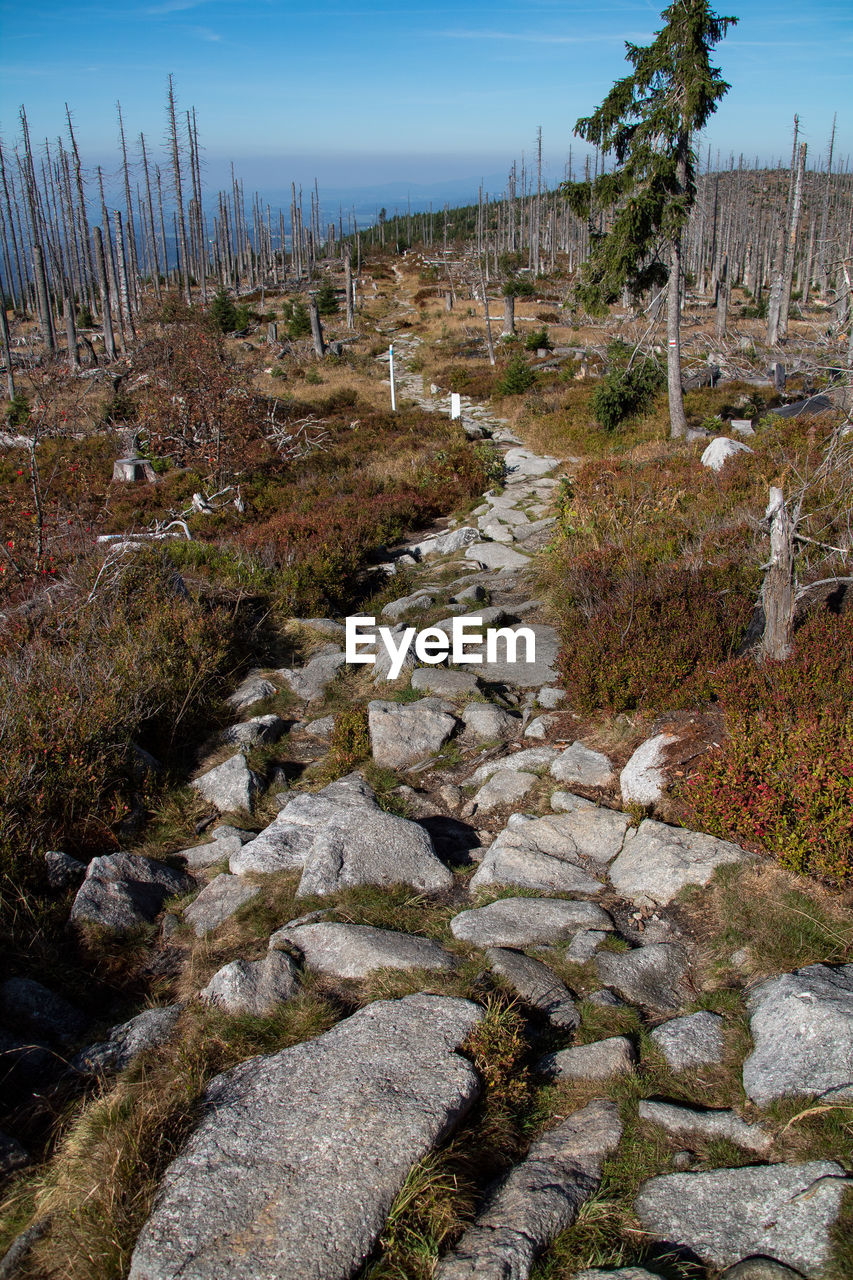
[451,898,612,949]
[277,645,347,701]
[472,769,539,814]
[191,754,262,814]
[551,744,615,789]
[742,963,853,1106]
[460,701,521,741]
[270,922,457,979]
[458,622,560,688]
[471,840,604,894]
[487,809,631,866]
[72,1005,183,1075]
[538,1036,637,1081]
[464,542,531,571]
[649,1011,725,1070]
[231,773,453,898]
[200,953,299,1015]
[486,948,579,1029]
[128,995,483,1280]
[595,943,690,1013]
[367,697,457,769]
[638,1101,771,1154]
[184,874,261,937]
[411,668,480,697]
[468,747,558,787]
[503,446,560,477]
[608,819,751,907]
[71,852,195,931]
[634,1161,850,1275]
[435,1100,622,1280]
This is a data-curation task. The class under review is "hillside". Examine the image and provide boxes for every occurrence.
[0,240,852,1280]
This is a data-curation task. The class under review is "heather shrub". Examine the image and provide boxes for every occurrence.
[555,560,758,716]
[0,556,235,890]
[681,609,853,882]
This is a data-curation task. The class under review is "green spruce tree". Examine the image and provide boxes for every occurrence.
[287,299,312,338]
[208,284,237,334]
[315,280,339,316]
[563,1,737,437]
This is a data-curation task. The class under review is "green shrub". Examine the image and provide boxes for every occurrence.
[76,305,94,329]
[496,353,536,396]
[591,341,664,430]
[681,609,853,882]
[285,300,311,338]
[524,327,552,352]
[208,285,237,333]
[315,281,339,316]
[502,277,536,298]
[5,393,30,428]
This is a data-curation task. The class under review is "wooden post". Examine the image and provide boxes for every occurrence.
[389,343,396,411]
[760,487,796,662]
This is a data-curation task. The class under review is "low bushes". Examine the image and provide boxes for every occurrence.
[681,610,853,882]
[555,559,758,716]
[0,556,236,893]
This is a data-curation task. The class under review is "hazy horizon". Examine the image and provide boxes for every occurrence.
[1,0,850,219]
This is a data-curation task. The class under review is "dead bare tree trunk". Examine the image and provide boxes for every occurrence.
[308,295,325,358]
[167,75,191,302]
[502,291,515,336]
[93,225,116,362]
[117,102,140,310]
[344,244,354,329]
[778,140,807,341]
[478,262,495,366]
[666,234,688,438]
[760,486,797,662]
[32,242,56,353]
[113,209,136,341]
[1,300,14,399]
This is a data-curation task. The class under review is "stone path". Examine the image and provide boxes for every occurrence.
[7,281,851,1280]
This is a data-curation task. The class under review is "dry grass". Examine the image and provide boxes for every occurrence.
[677,861,853,982]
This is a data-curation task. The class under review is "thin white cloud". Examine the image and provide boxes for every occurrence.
[190,24,223,41]
[145,0,211,15]
[439,28,628,44]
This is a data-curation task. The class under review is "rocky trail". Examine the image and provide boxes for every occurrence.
[2,298,852,1280]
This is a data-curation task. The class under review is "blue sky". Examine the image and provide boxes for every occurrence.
[0,0,850,199]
